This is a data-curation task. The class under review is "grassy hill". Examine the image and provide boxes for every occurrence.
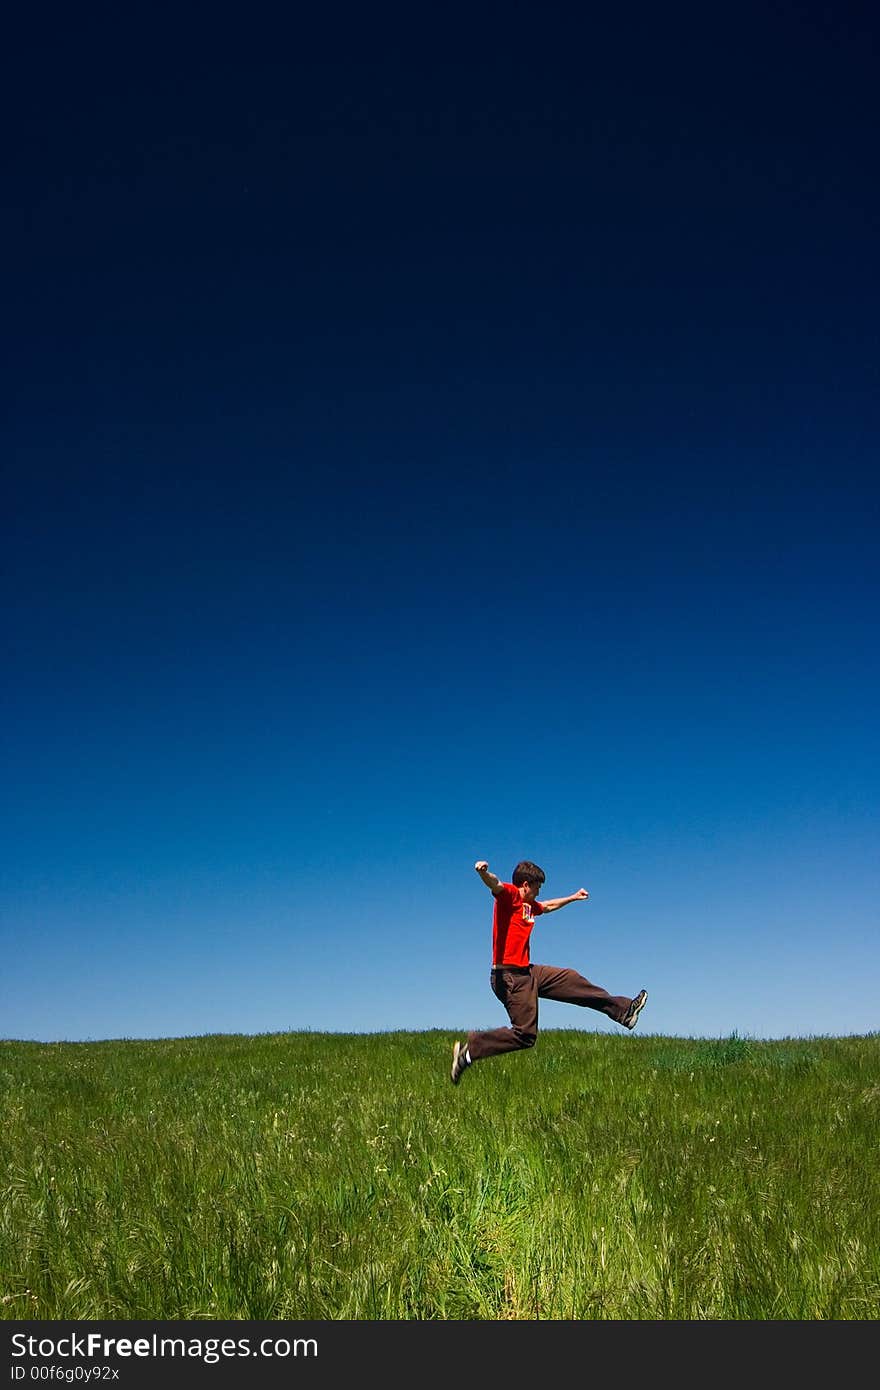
[1,1029,878,1319]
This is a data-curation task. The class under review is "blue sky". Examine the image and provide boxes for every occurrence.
[3,5,878,1043]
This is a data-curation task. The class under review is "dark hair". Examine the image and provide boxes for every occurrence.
[512,860,546,887]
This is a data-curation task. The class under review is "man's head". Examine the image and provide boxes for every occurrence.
[512,860,546,901]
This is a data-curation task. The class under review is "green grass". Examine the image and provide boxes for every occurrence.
[1,1029,878,1319]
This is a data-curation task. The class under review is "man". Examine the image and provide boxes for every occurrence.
[451,858,648,1084]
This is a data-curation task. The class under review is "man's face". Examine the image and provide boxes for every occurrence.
[520,879,542,903]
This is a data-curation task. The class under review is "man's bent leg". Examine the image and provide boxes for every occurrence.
[467,967,539,1061]
[532,963,632,1025]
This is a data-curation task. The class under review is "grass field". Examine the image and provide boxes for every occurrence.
[1,1029,878,1320]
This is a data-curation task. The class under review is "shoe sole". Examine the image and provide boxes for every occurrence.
[624,990,648,1030]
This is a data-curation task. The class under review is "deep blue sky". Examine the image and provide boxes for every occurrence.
[3,3,878,1042]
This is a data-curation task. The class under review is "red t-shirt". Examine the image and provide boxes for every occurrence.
[492,882,545,967]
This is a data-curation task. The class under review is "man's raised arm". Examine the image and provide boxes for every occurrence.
[539,888,590,913]
[474,861,505,895]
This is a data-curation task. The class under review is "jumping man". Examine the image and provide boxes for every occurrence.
[451,859,648,1084]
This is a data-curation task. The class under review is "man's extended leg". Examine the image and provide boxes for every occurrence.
[532,963,633,1025]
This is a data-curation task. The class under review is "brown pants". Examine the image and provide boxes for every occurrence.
[467,964,633,1061]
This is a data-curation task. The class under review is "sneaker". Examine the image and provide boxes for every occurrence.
[451,1039,470,1084]
[622,989,648,1030]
